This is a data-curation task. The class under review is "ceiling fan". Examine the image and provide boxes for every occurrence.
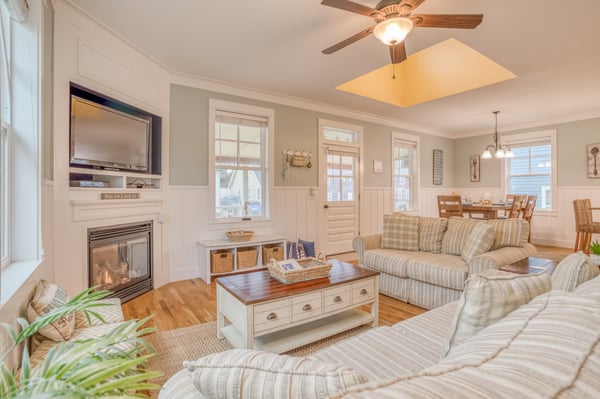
[321,0,483,64]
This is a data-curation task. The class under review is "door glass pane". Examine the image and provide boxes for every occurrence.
[341,155,354,177]
[342,177,354,201]
[327,177,340,201]
[327,154,340,177]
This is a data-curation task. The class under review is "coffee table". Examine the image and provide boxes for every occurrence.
[216,259,379,353]
[499,257,558,275]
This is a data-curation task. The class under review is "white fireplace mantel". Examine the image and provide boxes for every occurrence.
[70,198,163,222]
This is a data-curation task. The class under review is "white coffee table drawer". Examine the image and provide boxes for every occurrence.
[352,278,375,304]
[254,299,291,333]
[292,292,323,322]
[324,284,351,313]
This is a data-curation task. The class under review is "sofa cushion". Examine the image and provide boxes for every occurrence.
[461,223,495,263]
[574,274,600,299]
[185,349,367,399]
[552,251,599,291]
[442,269,551,356]
[362,249,410,278]
[337,291,600,399]
[27,280,75,342]
[405,253,468,291]
[441,218,481,256]
[418,217,448,254]
[488,218,529,250]
[381,214,419,251]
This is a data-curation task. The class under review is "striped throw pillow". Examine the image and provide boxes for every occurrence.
[26,280,75,341]
[488,218,528,249]
[552,251,599,291]
[441,218,481,256]
[381,214,419,251]
[461,223,495,263]
[185,349,368,399]
[418,217,448,253]
[442,269,551,357]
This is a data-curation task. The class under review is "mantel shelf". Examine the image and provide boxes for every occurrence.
[70,198,163,222]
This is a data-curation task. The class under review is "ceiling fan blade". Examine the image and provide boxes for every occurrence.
[389,42,407,64]
[410,14,483,29]
[397,0,427,15]
[322,26,375,54]
[321,0,383,18]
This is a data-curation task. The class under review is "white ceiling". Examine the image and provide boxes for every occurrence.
[67,0,600,137]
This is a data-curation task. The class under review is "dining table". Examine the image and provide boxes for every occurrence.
[462,202,512,219]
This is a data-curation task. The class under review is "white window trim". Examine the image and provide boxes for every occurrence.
[391,131,420,212]
[501,129,557,213]
[208,98,274,227]
[318,118,363,148]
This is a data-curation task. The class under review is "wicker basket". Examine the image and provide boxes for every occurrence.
[237,247,258,269]
[268,257,332,284]
[210,250,233,274]
[226,230,255,242]
[262,244,284,263]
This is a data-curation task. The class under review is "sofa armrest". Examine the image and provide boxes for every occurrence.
[352,234,382,265]
[468,243,538,275]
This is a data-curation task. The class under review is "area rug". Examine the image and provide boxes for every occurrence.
[145,321,371,388]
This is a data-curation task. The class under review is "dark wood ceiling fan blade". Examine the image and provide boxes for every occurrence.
[322,26,375,54]
[397,0,427,15]
[321,0,383,18]
[389,42,407,64]
[410,14,483,29]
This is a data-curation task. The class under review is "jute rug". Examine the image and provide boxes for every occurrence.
[146,321,370,388]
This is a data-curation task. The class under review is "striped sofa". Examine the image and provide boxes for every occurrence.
[353,215,537,309]
[160,258,600,399]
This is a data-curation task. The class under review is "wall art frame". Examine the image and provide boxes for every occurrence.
[433,149,443,185]
[470,155,480,182]
[588,144,600,178]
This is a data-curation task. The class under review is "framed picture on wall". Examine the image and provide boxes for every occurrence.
[470,155,480,182]
[432,149,443,185]
[588,144,600,178]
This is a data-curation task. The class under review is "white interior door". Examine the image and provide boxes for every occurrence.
[319,146,360,255]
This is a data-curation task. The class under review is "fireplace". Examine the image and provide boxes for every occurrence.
[88,221,153,303]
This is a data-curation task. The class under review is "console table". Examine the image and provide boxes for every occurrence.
[197,234,286,284]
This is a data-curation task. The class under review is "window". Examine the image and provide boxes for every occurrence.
[503,130,556,210]
[392,133,419,211]
[209,100,273,221]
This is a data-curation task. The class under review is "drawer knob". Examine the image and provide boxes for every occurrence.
[302,304,312,311]
[266,312,278,320]
[360,288,368,295]
[333,295,342,303]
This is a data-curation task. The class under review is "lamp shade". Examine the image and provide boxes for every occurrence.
[373,17,413,45]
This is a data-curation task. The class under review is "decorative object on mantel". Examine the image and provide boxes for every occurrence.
[268,257,332,284]
[587,144,600,178]
[481,111,514,159]
[470,155,480,182]
[226,230,255,242]
[432,149,443,185]
[100,192,141,200]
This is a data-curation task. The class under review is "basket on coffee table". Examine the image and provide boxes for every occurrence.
[268,257,332,284]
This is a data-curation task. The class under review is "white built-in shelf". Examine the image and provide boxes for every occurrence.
[69,167,162,190]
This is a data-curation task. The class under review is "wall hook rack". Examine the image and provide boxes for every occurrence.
[283,149,312,168]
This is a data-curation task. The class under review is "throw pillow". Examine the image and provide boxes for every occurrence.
[551,251,600,291]
[185,349,368,399]
[573,274,600,299]
[488,218,528,250]
[27,280,75,341]
[418,217,448,253]
[441,218,481,256]
[442,269,551,357]
[381,214,419,251]
[461,223,495,263]
[298,239,316,258]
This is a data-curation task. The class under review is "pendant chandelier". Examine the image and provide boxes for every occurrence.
[481,111,513,159]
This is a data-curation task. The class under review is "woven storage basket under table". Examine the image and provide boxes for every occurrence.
[268,257,332,284]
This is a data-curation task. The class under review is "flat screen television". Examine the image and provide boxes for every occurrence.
[69,84,160,174]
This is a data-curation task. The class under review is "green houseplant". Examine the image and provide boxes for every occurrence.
[0,287,160,398]
[590,240,600,265]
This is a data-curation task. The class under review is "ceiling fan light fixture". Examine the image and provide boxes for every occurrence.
[373,17,413,45]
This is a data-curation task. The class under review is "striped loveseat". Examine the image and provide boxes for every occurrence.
[159,253,600,398]
[353,215,537,309]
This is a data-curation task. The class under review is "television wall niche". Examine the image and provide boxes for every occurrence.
[69,82,162,175]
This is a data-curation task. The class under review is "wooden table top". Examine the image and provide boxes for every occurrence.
[216,260,379,305]
[499,257,558,275]
[462,203,512,211]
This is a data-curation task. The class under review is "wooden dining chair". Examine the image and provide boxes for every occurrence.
[437,195,463,218]
[522,195,537,242]
[502,194,515,217]
[499,194,526,219]
[573,199,600,252]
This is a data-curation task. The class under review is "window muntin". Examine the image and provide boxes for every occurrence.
[392,134,418,211]
[213,109,270,220]
[326,152,356,202]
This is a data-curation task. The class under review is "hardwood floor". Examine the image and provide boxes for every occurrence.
[122,245,572,332]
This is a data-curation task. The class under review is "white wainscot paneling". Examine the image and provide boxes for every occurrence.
[274,187,318,243]
[361,187,393,236]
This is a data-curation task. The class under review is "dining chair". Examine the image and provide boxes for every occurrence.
[437,195,463,218]
[573,199,600,252]
[502,194,515,217]
[522,195,537,242]
[499,194,526,219]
